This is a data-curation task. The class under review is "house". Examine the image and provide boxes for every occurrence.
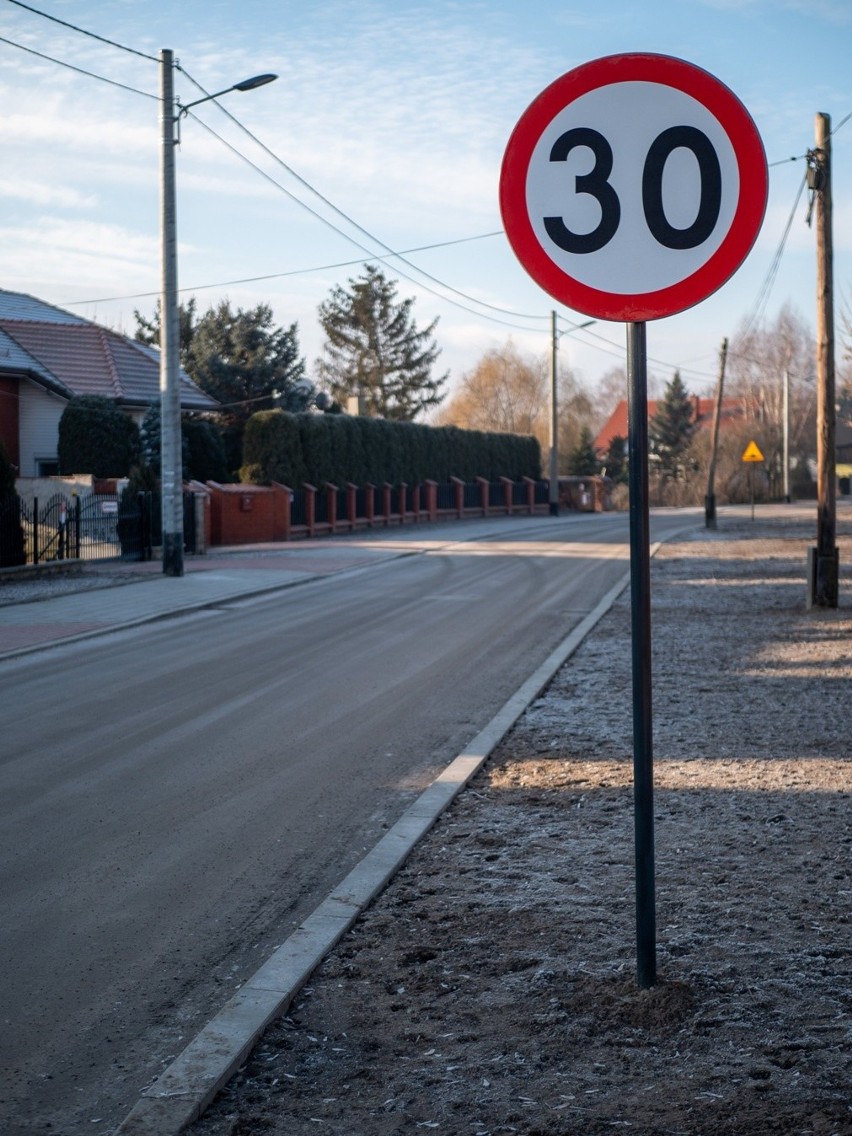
[0,290,217,477]
[594,395,751,460]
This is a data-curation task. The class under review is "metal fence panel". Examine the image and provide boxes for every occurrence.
[314,490,329,525]
[463,482,480,509]
[435,482,455,510]
[290,488,307,527]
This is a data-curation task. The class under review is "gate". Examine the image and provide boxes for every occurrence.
[1,489,200,568]
[78,493,122,560]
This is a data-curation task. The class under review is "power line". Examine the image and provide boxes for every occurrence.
[0,23,543,334]
[1,19,827,386]
[186,111,544,334]
[740,168,808,343]
[0,31,530,330]
[64,233,505,305]
[0,34,157,99]
[5,0,158,62]
[177,63,549,325]
[830,109,852,137]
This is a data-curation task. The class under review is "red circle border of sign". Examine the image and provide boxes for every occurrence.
[499,53,768,322]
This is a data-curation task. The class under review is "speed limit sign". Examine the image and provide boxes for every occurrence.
[500,53,767,321]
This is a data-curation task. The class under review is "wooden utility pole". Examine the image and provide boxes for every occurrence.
[704,337,728,529]
[809,111,838,608]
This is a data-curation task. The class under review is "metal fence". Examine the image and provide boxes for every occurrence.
[0,489,198,568]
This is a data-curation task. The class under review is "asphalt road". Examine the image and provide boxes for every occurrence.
[0,512,692,1134]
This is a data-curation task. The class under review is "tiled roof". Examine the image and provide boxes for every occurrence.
[0,326,71,397]
[594,396,749,453]
[0,289,88,325]
[0,291,217,411]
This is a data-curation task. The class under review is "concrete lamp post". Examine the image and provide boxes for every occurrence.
[159,51,277,576]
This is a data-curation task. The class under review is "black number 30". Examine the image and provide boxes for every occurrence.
[544,125,722,253]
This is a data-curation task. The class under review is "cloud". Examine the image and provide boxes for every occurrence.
[0,178,97,208]
[0,217,159,287]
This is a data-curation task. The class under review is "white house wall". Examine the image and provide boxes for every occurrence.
[19,380,66,477]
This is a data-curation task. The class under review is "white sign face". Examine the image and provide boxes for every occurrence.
[500,54,768,321]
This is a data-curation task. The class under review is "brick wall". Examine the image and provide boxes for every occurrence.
[206,483,291,545]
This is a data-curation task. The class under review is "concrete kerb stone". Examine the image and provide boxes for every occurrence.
[113,559,639,1136]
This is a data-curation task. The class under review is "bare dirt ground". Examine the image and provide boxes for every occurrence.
[189,510,852,1136]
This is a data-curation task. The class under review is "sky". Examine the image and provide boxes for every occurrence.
[0,0,849,408]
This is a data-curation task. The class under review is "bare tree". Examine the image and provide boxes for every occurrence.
[837,291,852,420]
[593,366,628,428]
[728,304,816,445]
[435,343,548,440]
[437,340,603,477]
[556,369,600,474]
[725,304,816,497]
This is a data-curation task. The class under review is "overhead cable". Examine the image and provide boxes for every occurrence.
[177,63,549,324]
[0,34,157,99]
[186,111,543,334]
[739,169,808,344]
[5,0,159,62]
[64,234,506,305]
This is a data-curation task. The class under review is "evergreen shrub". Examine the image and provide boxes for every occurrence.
[241,411,541,488]
[58,395,141,477]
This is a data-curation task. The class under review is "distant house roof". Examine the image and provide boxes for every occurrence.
[0,289,217,411]
[0,290,88,325]
[0,325,70,397]
[594,395,750,454]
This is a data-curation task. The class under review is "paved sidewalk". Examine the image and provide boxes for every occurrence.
[0,545,416,658]
[0,517,571,660]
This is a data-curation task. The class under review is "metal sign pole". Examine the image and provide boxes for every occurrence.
[627,321,657,989]
[500,52,766,992]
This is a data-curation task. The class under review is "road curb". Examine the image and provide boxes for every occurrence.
[113,563,635,1135]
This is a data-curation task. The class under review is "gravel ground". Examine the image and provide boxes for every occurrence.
[183,510,852,1136]
[0,564,141,606]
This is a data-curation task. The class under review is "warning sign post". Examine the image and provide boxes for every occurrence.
[742,440,765,519]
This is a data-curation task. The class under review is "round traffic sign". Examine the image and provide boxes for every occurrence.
[499,53,768,321]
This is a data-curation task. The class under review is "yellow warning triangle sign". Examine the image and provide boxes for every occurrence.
[742,440,764,462]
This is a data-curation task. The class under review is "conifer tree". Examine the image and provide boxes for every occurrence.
[134,299,307,474]
[568,425,600,476]
[649,371,696,479]
[316,266,447,421]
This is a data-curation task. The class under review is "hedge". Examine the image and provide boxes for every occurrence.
[241,411,541,487]
[58,395,141,478]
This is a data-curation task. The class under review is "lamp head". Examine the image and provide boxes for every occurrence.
[233,73,277,92]
[178,73,278,118]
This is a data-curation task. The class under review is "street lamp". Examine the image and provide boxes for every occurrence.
[548,314,595,516]
[159,50,277,576]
